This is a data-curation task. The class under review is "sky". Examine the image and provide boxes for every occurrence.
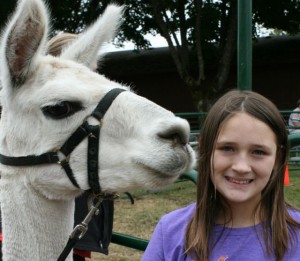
[104,33,168,52]
[103,25,275,53]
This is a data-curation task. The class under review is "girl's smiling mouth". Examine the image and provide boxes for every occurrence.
[225,176,254,185]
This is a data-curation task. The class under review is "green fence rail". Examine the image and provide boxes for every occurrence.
[176,111,300,134]
[111,232,149,251]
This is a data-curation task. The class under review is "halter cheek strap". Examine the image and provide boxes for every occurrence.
[0,88,126,194]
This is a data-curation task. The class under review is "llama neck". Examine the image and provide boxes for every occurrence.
[0,177,74,261]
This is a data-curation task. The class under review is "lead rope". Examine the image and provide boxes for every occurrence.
[57,193,118,261]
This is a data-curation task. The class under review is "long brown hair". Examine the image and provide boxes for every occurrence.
[185,90,300,261]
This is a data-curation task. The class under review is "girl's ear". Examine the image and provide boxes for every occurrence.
[1,0,48,88]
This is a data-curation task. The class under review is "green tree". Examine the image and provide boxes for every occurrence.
[1,0,299,109]
[114,0,299,109]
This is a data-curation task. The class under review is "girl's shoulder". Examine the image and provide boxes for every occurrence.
[159,203,196,233]
[161,203,196,223]
[288,208,300,222]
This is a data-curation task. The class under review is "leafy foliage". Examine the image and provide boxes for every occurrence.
[253,0,300,35]
[1,1,298,48]
[0,0,299,109]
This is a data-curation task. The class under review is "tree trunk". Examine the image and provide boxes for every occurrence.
[211,0,237,97]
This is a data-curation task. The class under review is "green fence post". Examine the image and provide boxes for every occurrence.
[237,0,252,90]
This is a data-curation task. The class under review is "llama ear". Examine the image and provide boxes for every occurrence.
[60,4,124,69]
[1,0,48,87]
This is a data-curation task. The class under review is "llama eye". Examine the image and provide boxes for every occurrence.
[42,101,83,119]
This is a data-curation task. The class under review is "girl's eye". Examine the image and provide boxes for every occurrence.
[42,101,83,120]
[253,150,266,156]
[221,146,234,152]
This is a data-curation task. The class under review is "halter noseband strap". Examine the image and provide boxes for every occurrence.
[0,88,126,194]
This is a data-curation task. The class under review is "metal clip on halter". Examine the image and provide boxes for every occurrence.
[70,195,103,239]
[57,194,105,261]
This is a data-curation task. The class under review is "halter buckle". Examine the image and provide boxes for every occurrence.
[99,119,103,128]
[56,155,70,165]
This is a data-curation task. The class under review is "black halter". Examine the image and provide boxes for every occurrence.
[0,88,126,194]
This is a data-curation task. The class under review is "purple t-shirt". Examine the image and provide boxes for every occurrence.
[142,203,300,261]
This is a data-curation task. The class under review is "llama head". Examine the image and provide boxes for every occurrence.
[0,0,195,200]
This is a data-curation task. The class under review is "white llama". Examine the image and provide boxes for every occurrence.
[0,0,195,260]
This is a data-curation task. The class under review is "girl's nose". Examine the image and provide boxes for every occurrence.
[231,154,251,173]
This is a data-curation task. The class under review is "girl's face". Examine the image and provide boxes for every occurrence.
[212,112,277,208]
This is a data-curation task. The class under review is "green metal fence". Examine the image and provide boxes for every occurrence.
[176,111,300,133]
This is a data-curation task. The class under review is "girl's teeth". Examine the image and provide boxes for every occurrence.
[227,177,251,184]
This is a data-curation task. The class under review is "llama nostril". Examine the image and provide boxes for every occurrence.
[159,130,188,145]
[172,133,185,145]
[157,118,191,146]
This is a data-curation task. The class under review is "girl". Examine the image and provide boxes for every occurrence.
[142,90,300,261]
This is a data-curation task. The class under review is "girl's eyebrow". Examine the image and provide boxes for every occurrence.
[216,141,234,144]
[216,140,273,150]
[215,141,235,146]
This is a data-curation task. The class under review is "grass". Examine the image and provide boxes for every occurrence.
[88,170,300,261]
[284,169,300,208]
[90,180,196,261]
